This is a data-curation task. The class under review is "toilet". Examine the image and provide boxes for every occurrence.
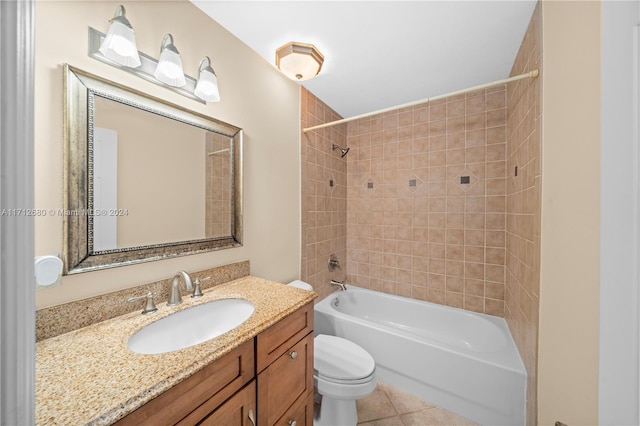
[288,280,377,426]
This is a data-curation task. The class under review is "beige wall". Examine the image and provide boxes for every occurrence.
[505,3,541,424]
[35,0,301,308]
[538,1,600,424]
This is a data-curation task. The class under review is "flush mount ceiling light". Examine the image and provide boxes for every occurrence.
[194,57,220,102]
[154,34,186,87]
[275,42,324,81]
[98,5,141,68]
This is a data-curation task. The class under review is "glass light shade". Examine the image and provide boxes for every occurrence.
[154,34,186,87]
[276,42,324,81]
[98,6,141,68]
[194,57,220,102]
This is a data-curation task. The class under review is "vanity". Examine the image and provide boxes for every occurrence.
[37,61,312,424]
[35,277,316,425]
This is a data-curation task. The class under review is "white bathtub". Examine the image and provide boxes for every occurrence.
[314,285,526,425]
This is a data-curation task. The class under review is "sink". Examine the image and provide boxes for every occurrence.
[128,298,255,355]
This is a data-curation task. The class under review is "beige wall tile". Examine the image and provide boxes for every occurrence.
[301,45,548,423]
[504,3,541,425]
[335,80,508,318]
[301,89,348,300]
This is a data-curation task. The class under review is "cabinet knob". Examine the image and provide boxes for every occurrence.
[288,420,297,426]
[289,351,298,359]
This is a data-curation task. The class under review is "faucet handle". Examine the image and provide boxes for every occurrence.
[127,291,158,314]
[192,276,211,298]
[328,254,341,272]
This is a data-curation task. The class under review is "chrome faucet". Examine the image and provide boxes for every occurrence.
[330,279,347,291]
[168,270,193,306]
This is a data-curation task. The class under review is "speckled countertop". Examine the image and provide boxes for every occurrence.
[36,277,316,426]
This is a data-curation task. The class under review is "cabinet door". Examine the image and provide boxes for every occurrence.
[272,389,314,426]
[256,302,313,372]
[117,340,254,426]
[257,333,314,426]
[199,381,256,426]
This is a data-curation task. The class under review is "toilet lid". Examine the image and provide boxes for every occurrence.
[314,334,375,381]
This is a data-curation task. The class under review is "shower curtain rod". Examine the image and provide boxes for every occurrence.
[302,69,539,133]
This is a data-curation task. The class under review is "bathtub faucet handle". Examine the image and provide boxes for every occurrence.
[328,254,341,272]
[330,279,347,291]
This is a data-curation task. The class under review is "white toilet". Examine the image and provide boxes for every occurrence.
[288,280,377,426]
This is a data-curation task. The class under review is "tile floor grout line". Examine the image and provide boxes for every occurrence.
[356,381,478,426]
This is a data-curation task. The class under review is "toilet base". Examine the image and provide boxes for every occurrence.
[315,394,358,426]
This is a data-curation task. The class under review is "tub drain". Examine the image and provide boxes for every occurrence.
[332,298,339,307]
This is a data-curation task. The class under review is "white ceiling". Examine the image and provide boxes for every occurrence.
[192,1,537,118]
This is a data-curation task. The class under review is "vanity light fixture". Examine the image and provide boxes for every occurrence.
[89,7,220,103]
[98,5,141,68]
[154,34,186,87]
[194,57,220,102]
[275,41,324,81]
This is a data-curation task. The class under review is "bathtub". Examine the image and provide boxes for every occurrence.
[314,285,526,426]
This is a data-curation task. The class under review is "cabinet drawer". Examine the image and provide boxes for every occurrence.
[257,333,314,426]
[272,389,314,426]
[198,381,256,426]
[116,339,254,426]
[256,302,313,372]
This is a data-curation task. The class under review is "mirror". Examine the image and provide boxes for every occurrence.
[63,65,243,274]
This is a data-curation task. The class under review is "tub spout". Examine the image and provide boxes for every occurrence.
[330,279,347,291]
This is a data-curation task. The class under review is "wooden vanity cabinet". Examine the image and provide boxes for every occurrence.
[198,381,256,426]
[115,302,314,426]
[114,339,255,426]
[257,303,314,426]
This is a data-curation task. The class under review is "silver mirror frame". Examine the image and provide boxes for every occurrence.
[63,64,243,275]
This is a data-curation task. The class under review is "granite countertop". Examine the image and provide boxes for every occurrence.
[36,276,316,425]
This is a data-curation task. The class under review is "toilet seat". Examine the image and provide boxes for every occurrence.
[316,370,376,385]
[314,334,376,382]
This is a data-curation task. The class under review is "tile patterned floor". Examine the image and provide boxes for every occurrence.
[356,382,478,426]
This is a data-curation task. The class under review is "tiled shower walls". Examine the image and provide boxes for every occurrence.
[344,88,508,316]
[505,3,542,425]
[300,89,348,301]
[300,5,541,423]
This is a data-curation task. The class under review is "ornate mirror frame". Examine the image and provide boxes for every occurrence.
[63,65,243,274]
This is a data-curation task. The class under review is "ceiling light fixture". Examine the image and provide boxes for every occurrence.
[194,57,220,102]
[98,5,141,68]
[275,41,324,81]
[154,34,186,87]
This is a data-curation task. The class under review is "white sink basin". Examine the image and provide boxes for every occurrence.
[128,298,254,355]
